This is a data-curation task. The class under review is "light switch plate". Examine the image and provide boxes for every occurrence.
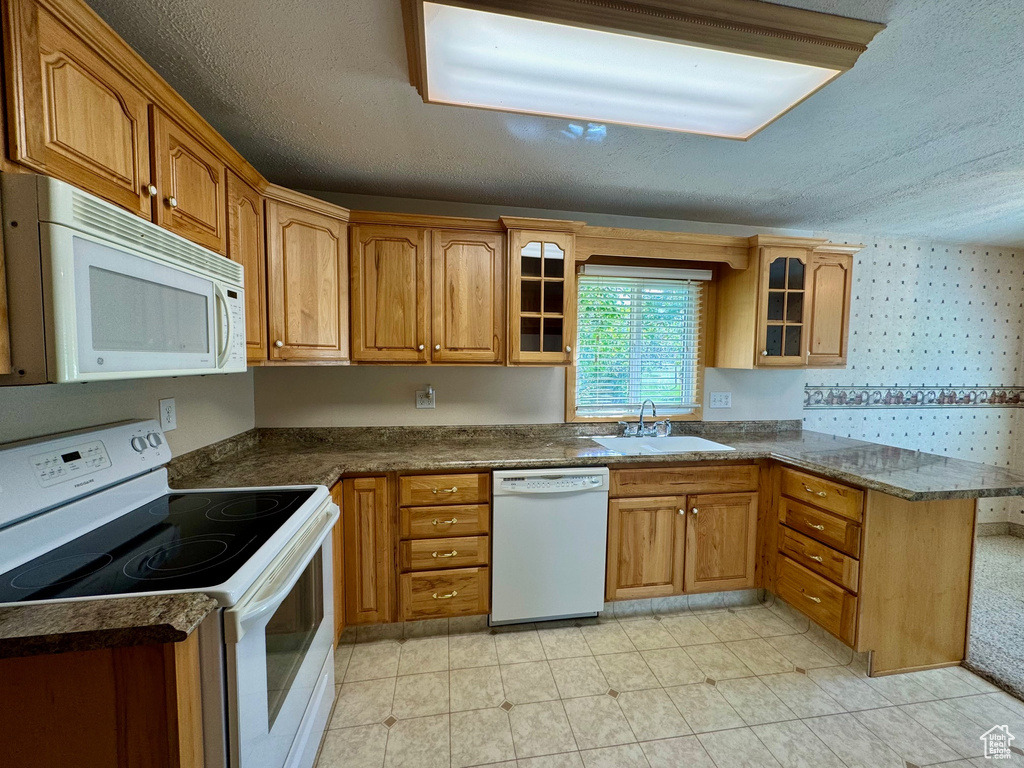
[415,387,436,409]
[159,398,177,430]
[710,391,732,409]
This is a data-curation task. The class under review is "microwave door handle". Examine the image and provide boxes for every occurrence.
[224,503,339,643]
[214,283,233,369]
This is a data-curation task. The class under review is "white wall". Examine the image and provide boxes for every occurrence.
[0,371,255,456]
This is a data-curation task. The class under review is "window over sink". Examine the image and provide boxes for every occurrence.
[572,265,708,421]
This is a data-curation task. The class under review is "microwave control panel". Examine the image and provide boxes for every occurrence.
[223,285,247,371]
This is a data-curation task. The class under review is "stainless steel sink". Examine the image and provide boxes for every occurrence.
[592,435,735,455]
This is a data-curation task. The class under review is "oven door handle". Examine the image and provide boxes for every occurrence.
[224,501,339,643]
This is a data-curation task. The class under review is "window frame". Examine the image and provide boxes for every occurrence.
[565,269,711,423]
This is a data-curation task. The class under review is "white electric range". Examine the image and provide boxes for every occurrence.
[0,420,338,768]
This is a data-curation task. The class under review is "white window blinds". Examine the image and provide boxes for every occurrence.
[575,273,704,418]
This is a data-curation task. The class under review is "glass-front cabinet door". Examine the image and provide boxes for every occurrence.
[508,230,575,364]
[757,247,809,366]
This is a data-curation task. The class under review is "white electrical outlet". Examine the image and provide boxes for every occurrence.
[710,391,732,409]
[159,398,177,430]
[415,386,436,409]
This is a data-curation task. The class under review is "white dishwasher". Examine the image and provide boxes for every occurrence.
[491,467,610,625]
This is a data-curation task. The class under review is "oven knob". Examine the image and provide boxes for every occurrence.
[146,432,163,448]
[130,436,148,452]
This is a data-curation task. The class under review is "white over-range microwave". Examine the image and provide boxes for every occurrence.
[0,173,246,384]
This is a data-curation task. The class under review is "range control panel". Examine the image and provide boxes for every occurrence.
[0,420,171,529]
[31,440,111,488]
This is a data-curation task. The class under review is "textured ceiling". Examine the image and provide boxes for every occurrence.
[86,0,1024,245]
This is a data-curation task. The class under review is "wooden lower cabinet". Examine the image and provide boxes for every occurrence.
[606,467,759,602]
[330,481,346,643]
[341,476,393,625]
[0,633,203,768]
[606,496,685,600]
[684,492,758,593]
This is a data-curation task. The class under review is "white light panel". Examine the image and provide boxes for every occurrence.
[422,3,841,139]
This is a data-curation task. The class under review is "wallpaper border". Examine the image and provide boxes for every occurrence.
[804,385,1024,409]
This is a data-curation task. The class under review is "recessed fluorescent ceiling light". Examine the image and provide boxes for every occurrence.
[414,2,883,140]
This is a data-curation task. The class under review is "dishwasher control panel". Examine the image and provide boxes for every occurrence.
[494,468,609,495]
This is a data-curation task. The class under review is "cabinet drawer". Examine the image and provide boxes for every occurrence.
[400,567,490,620]
[776,555,857,646]
[779,497,861,557]
[780,467,863,522]
[400,504,490,539]
[399,473,490,506]
[610,465,758,498]
[400,536,489,571]
[779,526,859,593]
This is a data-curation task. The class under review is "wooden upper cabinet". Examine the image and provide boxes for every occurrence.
[714,236,860,370]
[226,171,266,363]
[4,0,154,218]
[432,229,505,363]
[684,492,758,593]
[606,496,685,601]
[266,198,349,361]
[508,230,576,365]
[756,246,810,367]
[341,476,392,626]
[151,107,227,253]
[350,224,430,362]
[807,248,855,367]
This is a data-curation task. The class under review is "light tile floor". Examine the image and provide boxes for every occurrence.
[967,535,1024,699]
[316,600,1024,768]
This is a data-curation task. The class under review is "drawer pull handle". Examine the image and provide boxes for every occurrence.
[805,522,826,531]
[432,590,458,600]
[433,486,459,494]
[803,594,822,604]
[432,517,458,526]
[432,550,458,558]
[802,483,827,498]
[810,555,824,563]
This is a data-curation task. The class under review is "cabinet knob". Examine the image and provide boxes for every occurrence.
[145,184,157,196]
[691,507,698,515]
[418,344,425,351]
[435,344,441,351]
[167,196,178,209]
[274,340,284,348]
[761,350,768,356]
[565,345,572,353]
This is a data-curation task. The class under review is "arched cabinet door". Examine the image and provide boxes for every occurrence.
[6,0,154,219]
[350,224,430,362]
[806,250,854,367]
[266,199,349,361]
[431,230,505,364]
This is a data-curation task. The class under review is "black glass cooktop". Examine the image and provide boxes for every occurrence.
[0,489,315,603]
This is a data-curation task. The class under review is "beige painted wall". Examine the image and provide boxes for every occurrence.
[0,371,255,456]
[253,365,803,428]
[254,366,565,427]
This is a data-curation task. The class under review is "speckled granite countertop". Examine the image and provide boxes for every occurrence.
[169,422,1024,502]
[0,593,216,658]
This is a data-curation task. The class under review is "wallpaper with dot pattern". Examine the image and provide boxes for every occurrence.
[802,236,1024,524]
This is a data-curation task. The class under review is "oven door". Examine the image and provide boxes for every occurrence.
[224,502,338,768]
[44,223,236,382]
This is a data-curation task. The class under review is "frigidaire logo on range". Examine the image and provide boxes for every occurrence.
[73,479,95,489]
